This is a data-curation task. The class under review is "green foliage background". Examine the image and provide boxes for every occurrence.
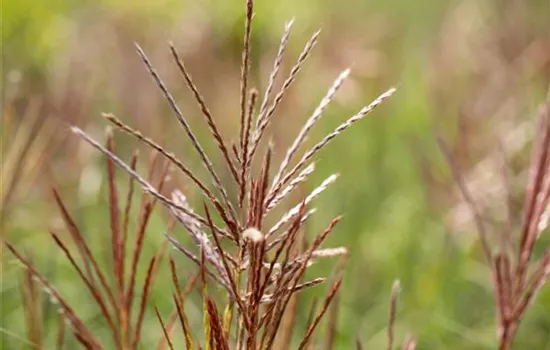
[2,0,549,348]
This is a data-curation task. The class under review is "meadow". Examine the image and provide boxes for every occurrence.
[2,0,550,348]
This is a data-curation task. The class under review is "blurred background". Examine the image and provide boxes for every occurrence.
[2,0,550,348]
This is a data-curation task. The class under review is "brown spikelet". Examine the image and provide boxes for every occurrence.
[515,99,550,292]
[255,19,294,130]
[155,307,175,350]
[131,255,158,349]
[56,310,66,350]
[51,189,95,283]
[263,216,341,349]
[169,44,240,184]
[77,125,236,244]
[157,257,198,350]
[240,89,258,208]
[52,189,119,321]
[172,293,194,350]
[272,68,350,188]
[324,253,348,350]
[387,280,401,350]
[206,298,230,350]
[297,278,343,350]
[204,205,246,314]
[126,157,170,327]
[103,113,235,238]
[120,150,139,295]
[268,87,396,206]
[239,0,254,161]
[49,230,120,347]
[105,130,123,299]
[3,241,102,348]
[134,44,238,224]
[250,29,321,161]
[20,256,43,349]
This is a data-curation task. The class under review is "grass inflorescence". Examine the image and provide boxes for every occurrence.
[3,0,399,348]
[4,0,549,349]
